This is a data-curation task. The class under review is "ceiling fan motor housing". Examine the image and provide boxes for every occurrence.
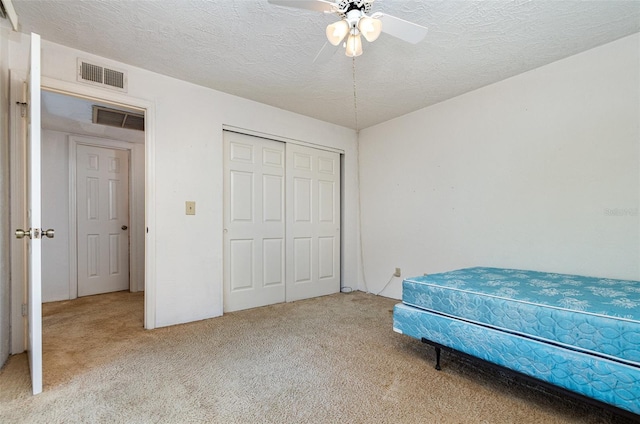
[337,0,372,18]
[346,10,364,32]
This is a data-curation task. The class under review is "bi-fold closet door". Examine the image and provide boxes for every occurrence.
[223,131,341,312]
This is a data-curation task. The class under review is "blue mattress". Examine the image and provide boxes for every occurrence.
[402,267,640,366]
[393,302,640,415]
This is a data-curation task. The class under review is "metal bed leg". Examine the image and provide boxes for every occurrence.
[421,338,443,370]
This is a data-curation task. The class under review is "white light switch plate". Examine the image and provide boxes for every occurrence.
[186,201,196,215]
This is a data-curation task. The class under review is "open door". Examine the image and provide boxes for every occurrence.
[14,33,46,395]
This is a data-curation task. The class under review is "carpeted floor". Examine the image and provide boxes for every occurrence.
[0,291,635,423]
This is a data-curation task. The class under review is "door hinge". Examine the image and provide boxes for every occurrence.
[21,303,28,317]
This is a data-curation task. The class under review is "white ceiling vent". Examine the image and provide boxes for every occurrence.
[77,59,127,92]
[92,105,144,131]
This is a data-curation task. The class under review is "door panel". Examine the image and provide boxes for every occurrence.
[230,171,253,221]
[77,144,130,296]
[318,180,335,222]
[230,239,253,290]
[294,178,312,222]
[318,236,335,279]
[293,237,312,283]
[263,175,283,221]
[223,132,286,312]
[262,238,284,286]
[286,144,341,302]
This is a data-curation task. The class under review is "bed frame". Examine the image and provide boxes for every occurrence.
[392,267,640,419]
[420,338,638,420]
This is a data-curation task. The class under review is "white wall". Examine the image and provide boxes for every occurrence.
[40,130,145,302]
[8,33,359,328]
[359,33,640,298]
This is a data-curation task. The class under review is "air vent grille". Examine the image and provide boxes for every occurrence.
[81,62,103,84]
[104,68,124,89]
[122,114,144,131]
[92,106,144,132]
[78,59,127,91]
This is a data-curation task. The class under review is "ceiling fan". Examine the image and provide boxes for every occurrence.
[268,0,428,61]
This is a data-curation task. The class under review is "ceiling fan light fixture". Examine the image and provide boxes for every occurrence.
[358,16,382,42]
[345,33,363,57]
[326,20,350,46]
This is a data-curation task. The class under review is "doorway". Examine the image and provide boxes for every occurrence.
[9,72,157,374]
[40,91,145,302]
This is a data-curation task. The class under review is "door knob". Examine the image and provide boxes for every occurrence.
[121,225,128,231]
[15,228,32,239]
[15,228,55,239]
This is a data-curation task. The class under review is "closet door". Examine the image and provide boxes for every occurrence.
[223,132,286,312]
[286,144,341,301]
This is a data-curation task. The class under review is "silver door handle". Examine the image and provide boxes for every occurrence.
[15,228,54,239]
[15,228,32,239]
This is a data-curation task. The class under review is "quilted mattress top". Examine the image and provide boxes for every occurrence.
[402,267,640,365]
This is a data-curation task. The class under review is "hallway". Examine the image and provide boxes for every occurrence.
[42,291,144,388]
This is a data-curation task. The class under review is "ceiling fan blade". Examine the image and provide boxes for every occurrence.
[267,0,337,13]
[372,12,428,44]
[313,42,340,63]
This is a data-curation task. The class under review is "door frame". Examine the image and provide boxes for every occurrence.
[10,74,157,356]
[40,77,157,330]
[69,136,140,298]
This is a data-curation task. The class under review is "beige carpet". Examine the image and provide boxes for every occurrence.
[0,291,634,423]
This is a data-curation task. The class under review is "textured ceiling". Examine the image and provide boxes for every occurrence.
[11,0,640,130]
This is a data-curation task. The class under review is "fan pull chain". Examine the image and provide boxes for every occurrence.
[352,56,359,132]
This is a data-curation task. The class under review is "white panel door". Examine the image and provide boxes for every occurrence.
[26,32,43,395]
[223,132,286,312]
[286,144,341,302]
[77,144,130,296]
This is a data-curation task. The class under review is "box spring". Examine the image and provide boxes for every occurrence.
[393,302,640,415]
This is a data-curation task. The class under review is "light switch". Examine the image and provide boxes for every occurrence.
[186,201,196,215]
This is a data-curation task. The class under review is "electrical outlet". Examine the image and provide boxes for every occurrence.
[394,267,401,277]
